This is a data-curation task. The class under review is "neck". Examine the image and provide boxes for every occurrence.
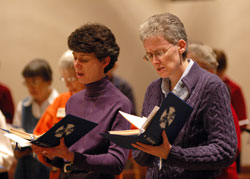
[170,60,189,91]
[35,88,52,106]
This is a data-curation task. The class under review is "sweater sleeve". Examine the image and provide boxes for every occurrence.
[72,101,132,175]
[166,79,237,170]
[133,79,162,167]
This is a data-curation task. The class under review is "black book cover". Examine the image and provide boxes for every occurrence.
[31,114,97,147]
[100,92,193,149]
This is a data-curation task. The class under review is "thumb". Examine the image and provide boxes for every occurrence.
[162,130,170,144]
[60,137,65,145]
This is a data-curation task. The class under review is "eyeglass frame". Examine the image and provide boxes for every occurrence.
[23,77,47,87]
[143,45,174,62]
[60,76,77,82]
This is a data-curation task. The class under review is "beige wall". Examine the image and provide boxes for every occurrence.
[0,0,249,165]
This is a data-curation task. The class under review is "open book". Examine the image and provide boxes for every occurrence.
[100,92,193,149]
[1,114,97,148]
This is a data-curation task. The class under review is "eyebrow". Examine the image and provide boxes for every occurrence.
[146,48,166,53]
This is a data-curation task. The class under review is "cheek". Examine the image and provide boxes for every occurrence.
[39,84,50,93]
[71,82,79,89]
[164,57,179,69]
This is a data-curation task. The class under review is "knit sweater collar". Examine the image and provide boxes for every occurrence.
[85,76,109,97]
[182,62,204,93]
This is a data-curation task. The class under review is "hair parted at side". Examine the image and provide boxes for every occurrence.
[139,12,188,58]
[67,23,120,73]
[22,58,52,82]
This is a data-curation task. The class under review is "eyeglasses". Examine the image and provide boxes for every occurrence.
[60,76,77,82]
[23,78,44,87]
[143,46,174,62]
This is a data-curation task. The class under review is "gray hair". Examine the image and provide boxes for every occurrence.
[139,13,188,58]
[58,50,74,70]
[188,43,218,72]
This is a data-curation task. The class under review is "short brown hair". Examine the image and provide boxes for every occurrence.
[67,23,120,73]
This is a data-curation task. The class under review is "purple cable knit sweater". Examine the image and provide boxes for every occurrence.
[133,62,237,179]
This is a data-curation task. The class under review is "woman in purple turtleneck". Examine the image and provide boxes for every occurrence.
[32,23,133,179]
[131,13,237,179]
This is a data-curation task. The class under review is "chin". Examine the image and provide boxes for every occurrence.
[159,74,168,79]
[158,71,170,78]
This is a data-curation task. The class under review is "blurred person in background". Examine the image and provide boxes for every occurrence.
[213,49,247,173]
[0,83,15,124]
[107,63,136,115]
[0,110,15,179]
[0,59,15,124]
[13,59,59,179]
[33,50,85,179]
[214,49,247,130]
[188,43,240,179]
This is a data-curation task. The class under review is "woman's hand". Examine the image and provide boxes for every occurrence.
[14,147,32,159]
[32,138,74,162]
[131,131,171,159]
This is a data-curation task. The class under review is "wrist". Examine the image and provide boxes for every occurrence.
[65,151,74,162]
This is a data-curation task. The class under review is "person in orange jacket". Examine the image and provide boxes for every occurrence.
[33,50,85,179]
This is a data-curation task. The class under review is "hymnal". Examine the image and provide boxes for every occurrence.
[100,92,193,149]
[2,114,97,148]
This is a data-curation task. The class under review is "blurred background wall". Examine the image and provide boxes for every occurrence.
[0,0,250,165]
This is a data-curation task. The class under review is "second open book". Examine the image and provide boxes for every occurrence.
[100,92,193,149]
[2,114,97,148]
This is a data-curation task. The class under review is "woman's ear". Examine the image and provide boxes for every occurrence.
[177,39,186,54]
[47,81,52,86]
[103,56,111,68]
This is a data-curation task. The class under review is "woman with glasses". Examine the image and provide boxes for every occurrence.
[32,23,133,179]
[132,13,237,179]
[33,50,85,179]
[13,59,59,179]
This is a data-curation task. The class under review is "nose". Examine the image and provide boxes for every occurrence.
[73,59,81,69]
[151,56,160,63]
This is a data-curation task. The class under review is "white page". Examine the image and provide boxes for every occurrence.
[4,133,31,147]
[239,118,249,126]
[119,111,147,129]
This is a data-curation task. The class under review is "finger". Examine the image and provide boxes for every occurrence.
[60,137,65,146]
[162,131,169,144]
[132,143,155,155]
[60,137,64,143]
[132,143,147,152]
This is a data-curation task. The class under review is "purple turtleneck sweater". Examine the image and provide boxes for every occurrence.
[63,77,132,178]
[133,62,237,179]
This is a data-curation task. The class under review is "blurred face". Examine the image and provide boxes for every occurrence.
[143,36,188,84]
[60,68,85,95]
[196,61,215,74]
[72,52,109,84]
[23,76,51,103]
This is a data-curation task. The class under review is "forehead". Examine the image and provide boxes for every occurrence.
[72,51,96,58]
[60,68,76,76]
[24,76,44,81]
[143,35,171,51]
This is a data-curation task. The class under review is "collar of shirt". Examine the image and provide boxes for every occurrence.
[22,88,59,118]
[161,59,194,100]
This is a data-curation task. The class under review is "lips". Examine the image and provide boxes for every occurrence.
[157,66,164,72]
[76,72,84,77]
